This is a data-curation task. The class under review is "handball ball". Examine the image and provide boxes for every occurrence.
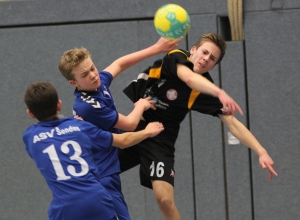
[154,4,190,40]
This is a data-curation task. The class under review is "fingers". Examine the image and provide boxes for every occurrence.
[172,36,184,44]
[149,104,156,110]
[158,36,184,51]
[267,164,278,177]
[269,171,273,181]
[223,102,243,116]
[147,122,164,137]
[261,161,278,181]
[219,90,243,116]
[232,101,243,115]
[148,99,156,105]
[141,97,157,110]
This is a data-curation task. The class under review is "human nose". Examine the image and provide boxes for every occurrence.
[203,54,209,61]
[90,71,97,79]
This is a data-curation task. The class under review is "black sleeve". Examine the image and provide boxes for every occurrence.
[191,72,223,117]
[162,49,194,78]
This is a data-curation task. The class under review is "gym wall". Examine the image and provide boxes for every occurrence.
[0,0,299,219]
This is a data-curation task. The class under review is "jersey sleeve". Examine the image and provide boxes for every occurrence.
[79,120,113,151]
[75,102,119,131]
[162,49,194,78]
[190,72,223,117]
[99,71,113,87]
[123,49,193,104]
[22,126,34,158]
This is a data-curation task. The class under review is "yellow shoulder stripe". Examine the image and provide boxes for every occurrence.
[149,61,163,79]
[168,49,190,61]
[188,90,200,109]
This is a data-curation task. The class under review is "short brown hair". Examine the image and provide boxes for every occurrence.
[24,82,58,121]
[58,47,91,80]
[193,33,226,64]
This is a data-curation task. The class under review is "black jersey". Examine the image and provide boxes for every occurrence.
[123,49,223,142]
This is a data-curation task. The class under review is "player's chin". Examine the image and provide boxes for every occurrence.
[93,81,101,88]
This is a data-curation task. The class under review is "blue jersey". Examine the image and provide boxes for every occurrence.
[73,71,120,178]
[73,71,131,220]
[23,117,117,220]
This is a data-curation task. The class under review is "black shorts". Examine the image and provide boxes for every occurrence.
[118,120,176,189]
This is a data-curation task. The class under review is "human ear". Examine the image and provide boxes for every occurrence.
[57,100,62,112]
[189,46,196,56]
[26,109,36,119]
[69,80,78,87]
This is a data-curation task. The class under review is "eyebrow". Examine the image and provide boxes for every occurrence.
[79,64,94,76]
[210,54,217,60]
[203,49,217,60]
[80,70,89,76]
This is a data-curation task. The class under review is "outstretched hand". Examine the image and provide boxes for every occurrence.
[153,36,184,53]
[218,90,243,116]
[134,97,156,111]
[145,122,164,137]
[259,152,278,180]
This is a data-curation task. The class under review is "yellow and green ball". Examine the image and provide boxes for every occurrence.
[154,4,190,40]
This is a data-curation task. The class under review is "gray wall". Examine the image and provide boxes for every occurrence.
[0,0,299,219]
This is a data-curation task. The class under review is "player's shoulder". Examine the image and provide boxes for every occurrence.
[60,117,96,132]
[167,49,190,58]
[23,124,36,140]
[74,91,103,110]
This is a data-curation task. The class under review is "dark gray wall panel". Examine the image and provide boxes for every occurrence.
[245,0,300,11]
[0,21,141,220]
[192,112,226,220]
[0,0,216,26]
[221,41,252,220]
[216,0,228,16]
[173,117,194,219]
[188,14,227,220]
[245,10,300,219]
[120,167,147,220]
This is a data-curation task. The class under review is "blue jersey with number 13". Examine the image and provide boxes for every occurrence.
[23,117,118,220]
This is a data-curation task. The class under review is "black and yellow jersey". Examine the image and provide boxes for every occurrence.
[123,49,223,142]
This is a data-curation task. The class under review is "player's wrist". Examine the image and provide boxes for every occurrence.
[257,148,268,157]
[215,88,224,98]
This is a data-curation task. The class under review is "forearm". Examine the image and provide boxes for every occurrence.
[123,46,162,70]
[177,64,222,97]
[187,74,223,97]
[220,115,267,156]
[114,130,149,149]
[122,105,145,131]
[110,45,162,77]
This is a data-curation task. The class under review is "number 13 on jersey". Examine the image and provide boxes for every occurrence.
[43,140,89,180]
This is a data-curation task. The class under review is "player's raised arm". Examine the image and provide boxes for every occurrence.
[219,114,277,180]
[177,64,243,116]
[104,37,184,79]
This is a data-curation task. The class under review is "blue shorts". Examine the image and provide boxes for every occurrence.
[100,174,131,220]
[49,185,118,220]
